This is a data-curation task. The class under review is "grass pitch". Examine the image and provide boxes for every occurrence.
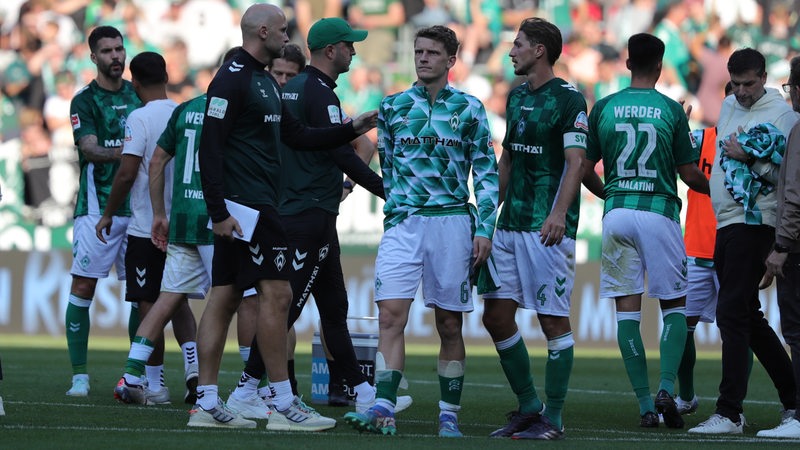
[0,336,798,449]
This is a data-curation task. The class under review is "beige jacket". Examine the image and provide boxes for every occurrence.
[710,88,800,228]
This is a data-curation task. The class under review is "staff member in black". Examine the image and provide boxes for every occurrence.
[190,4,376,430]
[227,17,415,417]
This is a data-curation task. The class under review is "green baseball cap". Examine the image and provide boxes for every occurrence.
[307,18,367,51]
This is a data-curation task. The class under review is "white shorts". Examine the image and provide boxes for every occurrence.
[161,243,213,299]
[71,214,129,280]
[685,259,718,323]
[374,214,473,312]
[600,208,688,300]
[483,229,575,316]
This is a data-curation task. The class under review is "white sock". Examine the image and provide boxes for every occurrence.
[270,379,294,411]
[354,381,375,403]
[146,365,164,392]
[181,341,197,372]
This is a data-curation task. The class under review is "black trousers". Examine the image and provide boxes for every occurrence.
[245,208,366,386]
[777,252,800,421]
[714,224,796,420]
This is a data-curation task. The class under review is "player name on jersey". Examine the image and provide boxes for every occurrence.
[618,179,655,192]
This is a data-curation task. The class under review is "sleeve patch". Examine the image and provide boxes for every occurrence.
[328,105,342,124]
[71,114,80,130]
[573,111,589,132]
[207,97,229,119]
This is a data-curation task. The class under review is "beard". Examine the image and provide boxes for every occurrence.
[99,61,124,79]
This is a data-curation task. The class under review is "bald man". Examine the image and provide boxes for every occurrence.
[189,4,376,429]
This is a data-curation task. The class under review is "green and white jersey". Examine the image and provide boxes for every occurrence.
[70,79,140,217]
[499,78,588,239]
[157,95,213,245]
[377,83,498,239]
[586,87,697,223]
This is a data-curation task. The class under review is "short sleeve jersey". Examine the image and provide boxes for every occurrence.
[586,87,697,223]
[377,83,498,239]
[70,79,141,217]
[122,98,177,238]
[157,95,214,245]
[499,78,588,239]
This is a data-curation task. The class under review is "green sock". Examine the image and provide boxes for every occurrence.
[375,369,403,405]
[127,304,140,343]
[544,335,574,429]
[617,319,653,415]
[677,328,696,400]
[438,360,464,408]
[124,336,155,378]
[66,296,91,374]
[497,336,541,414]
[658,311,687,394]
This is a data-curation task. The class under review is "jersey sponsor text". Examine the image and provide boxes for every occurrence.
[399,136,462,147]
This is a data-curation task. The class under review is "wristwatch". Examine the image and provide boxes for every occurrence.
[343,180,354,192]
[774,242,791,253]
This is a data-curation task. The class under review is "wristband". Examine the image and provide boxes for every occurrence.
[774,242,791,253]
[343,180,354,192]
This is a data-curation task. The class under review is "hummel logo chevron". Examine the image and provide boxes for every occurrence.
[68,322,81,332]
[136,267,146,287]
[250,244,264,265]
[228,61,243,73]
[293,249,307,270]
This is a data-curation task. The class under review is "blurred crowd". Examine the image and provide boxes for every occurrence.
[1,0,799,228]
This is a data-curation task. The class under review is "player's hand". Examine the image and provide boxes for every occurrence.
[540,213,566,247]
[759,250,787,289]
[95,215,113,244]
[212,216,242,241]
[151,215,169,252]
[472,236,492,268]
[352,110,378,135]
[340,187,351,202]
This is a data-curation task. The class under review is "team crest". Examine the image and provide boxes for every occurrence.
[318,244,329,262]
[274,250,286,271]
[516,118,526,136]
[449,112,460,131]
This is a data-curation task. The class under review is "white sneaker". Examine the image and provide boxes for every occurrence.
[187,398,256,428]
[676,395,699,415]
[757,417,800,438]
[66,374,90,397]
[227,392,270,419]
[781,409,797,423]
[268,400,337,431]
[0,395,5,416]
[145,386,171,405]
[687,413,743,434]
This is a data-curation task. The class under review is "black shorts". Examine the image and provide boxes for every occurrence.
[125,235,166,302]
[212,204,290,289]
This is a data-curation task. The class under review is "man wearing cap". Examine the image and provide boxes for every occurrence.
[223,16,414,417]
